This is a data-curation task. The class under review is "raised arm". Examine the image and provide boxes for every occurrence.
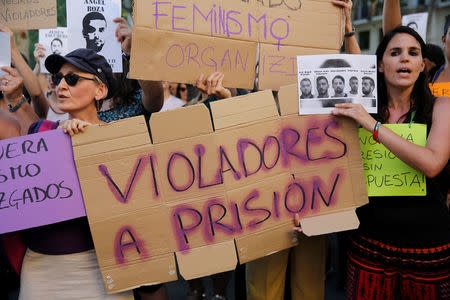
[113,17,164,113]
[333,0,361,54]
[332,98,450,178]
[1,66,39,135]
[0,24,47,118]
[383,0,402,35]
[138,80,164,113]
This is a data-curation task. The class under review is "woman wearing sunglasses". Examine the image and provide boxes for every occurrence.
[17,48,134,299]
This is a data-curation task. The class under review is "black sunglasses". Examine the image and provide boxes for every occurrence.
[179,87,187,92]
[51,72,96,86]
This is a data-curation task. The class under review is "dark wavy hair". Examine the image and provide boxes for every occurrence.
[375,26,434,124]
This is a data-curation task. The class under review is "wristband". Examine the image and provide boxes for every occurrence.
[7,95,27,112]
[344,27,356,38]
[372,121,381,143]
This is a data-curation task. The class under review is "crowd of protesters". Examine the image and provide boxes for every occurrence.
[0,0,448,299]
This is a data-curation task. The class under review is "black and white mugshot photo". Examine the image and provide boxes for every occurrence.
[38,28,69,73]
[297,54,377,115]
[67,0,122,72]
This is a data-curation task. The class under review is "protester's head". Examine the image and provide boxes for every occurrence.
[376,26,432,123]
[349,76,358,93]
[177,83,188,102]
[424,43,445,79]
[332,75,345,95]
[316,76,329,96]
[361,77,375,96]
[50,38,63,55]
[82,12,107,53]
[300,78,312,96]
[45,48,117,114]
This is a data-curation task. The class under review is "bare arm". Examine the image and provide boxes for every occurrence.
[112,17,164,113]
[332,99,450,178]
[0,24,47,118]
[333,0,361,54]
[383,0,402,35]
[1,66,39,135]
[0,109,20,139]
[138,80,164,113]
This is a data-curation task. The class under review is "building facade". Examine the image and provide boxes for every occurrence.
[353,0,450,54]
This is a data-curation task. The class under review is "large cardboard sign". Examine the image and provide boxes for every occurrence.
[73,84,367,293]
[130,0,344,89]
[359,124,427,196]
[66,0,122,72]
[0,0,57,30]
[0,130,86,234]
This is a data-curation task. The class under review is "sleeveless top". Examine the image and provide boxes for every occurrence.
[356,112,450,248]
[429,65,450,97]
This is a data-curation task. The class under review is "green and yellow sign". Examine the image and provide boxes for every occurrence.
[359,124,427,196]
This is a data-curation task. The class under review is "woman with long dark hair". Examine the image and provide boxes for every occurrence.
[333,26,449,299]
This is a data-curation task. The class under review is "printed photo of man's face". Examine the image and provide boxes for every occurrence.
[50,38,63,55]
[82,12,107,53]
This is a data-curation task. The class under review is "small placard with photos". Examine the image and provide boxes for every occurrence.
[297,54,377,115]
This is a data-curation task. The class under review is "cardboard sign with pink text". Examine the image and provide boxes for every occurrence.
[73,84,368,294]
[130,0,344,89]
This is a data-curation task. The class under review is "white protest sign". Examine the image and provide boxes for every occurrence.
[39,28,69,73]
[66,0,122,73]
[297,54,377,115]
[402,12,428,42]
[0,32,10,77]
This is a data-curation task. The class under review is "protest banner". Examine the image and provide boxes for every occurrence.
[297,54,377,115]
[0,129,86,234]
[39,27,69,73]
[0,31,10,77]
[72,84,368,293]
[66,0,122,72]
[359,124,427,196]
[258,43,337,91]
[402,12,428,41]
[130,0,344,89]
[0,0,56,30]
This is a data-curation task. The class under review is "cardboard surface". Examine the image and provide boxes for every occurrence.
[132,0,343,49]
[130,0,344,90]
[130,27,257,89]
[72,86,368,294]
[258,44,337,91]
[0,130,85,234]
[0,0,57,30]
[359,124,427,196]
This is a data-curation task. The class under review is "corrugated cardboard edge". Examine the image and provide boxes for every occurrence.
[235,222,298,264]
[300,208,359,236]
[210,90,279,130]
[150,104,213,143]
[102,252,177,294]
[175,240,237,280]
[278,83,299,116]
